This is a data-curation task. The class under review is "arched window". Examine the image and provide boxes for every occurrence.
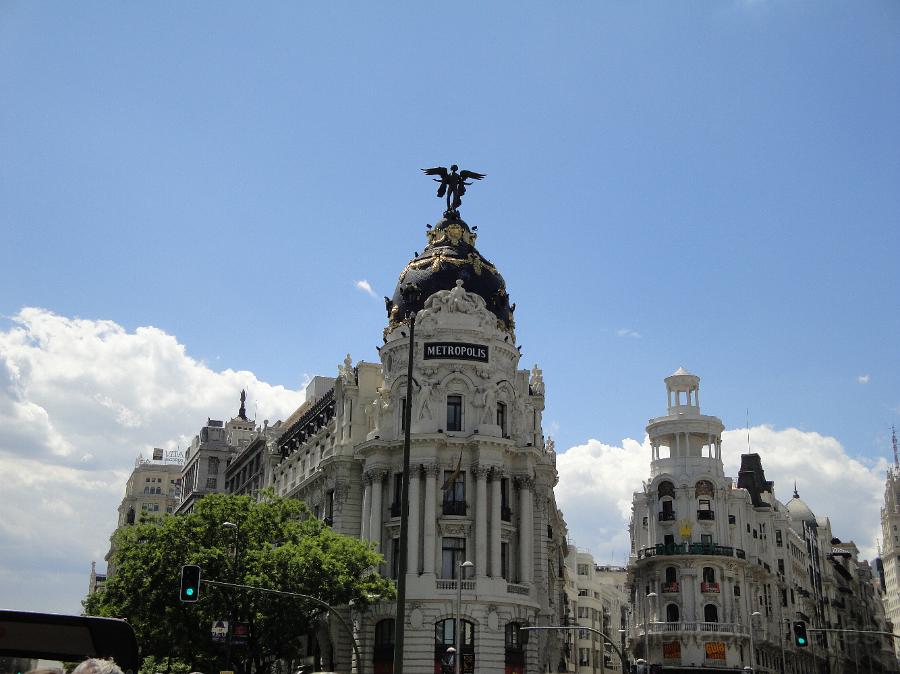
[505,623,525,674]
[695,480,714,497]
[435,619,475,674]
[666,604,680,622]
[665,566,677,586]
[373,619,395,673]
[658,481,675,498]
[702,567,716,583]
[704,604,719,623]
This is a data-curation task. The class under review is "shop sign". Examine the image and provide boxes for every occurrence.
[424,342,488,363]
[705,642,726,661]
[662,641,681,660]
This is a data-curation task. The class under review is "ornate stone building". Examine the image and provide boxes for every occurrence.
[273,211,569,674]
[628,370,897,674]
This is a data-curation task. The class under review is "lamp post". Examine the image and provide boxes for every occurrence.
[222,521,240,672]
[643,592,657,665]
[393,284,420,674]
[748,611,762,672]
[455,560,474,674]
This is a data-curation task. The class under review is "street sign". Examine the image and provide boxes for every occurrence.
[211,620,228,643]
[232,621,250,646]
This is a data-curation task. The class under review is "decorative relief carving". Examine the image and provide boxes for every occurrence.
[515,475,535,490]
[333,481,350,512]
[490,466,505,481]
[472,465,491,480]
[439,521,471,537]
[423,463,441,478]
[530,364,545,396]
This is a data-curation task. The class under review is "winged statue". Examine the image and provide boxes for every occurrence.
[421,164,486,212]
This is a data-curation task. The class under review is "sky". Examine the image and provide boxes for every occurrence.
[1,2,898,614]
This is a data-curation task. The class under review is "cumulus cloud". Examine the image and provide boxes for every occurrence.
[556,425,887,565]
[616,328,642,339]
[355,279,377,297]
[0,308,304,613]
[858,374,871,384]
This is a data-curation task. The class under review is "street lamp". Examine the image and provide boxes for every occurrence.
[643,592,657,665]
[748,611,762,672]
[455,560,474,674]
[222,521,240,672]
[394,283,420,674]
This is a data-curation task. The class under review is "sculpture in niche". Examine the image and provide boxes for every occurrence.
[530,364,545,395]
[416,280,497,332]
[481,384,497,424]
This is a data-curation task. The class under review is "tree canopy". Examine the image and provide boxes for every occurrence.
[85,491,393,674]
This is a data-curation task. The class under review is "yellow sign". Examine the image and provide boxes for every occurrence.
[679,519,692,538]
[663,641,681,660]
[705,642,726,661]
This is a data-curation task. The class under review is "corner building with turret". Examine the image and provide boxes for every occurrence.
[272,211,569,674]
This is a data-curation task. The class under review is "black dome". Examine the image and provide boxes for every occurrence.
[386,212,514,334]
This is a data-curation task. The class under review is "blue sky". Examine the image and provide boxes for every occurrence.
[1,2,899,612]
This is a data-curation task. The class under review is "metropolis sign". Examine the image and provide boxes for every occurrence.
[423,342,489,363]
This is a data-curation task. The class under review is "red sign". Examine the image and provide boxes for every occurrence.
[663,642,681,660]
[705,642,726,661]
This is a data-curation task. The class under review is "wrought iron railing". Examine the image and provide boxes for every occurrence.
[637,543,746,559]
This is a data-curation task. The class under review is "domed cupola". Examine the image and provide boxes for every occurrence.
[786,483,817,526]
[385,211,514,336]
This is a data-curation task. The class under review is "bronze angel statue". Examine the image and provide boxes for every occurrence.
[421,164,486,212]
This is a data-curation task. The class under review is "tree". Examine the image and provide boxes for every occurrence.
[85,491,394,674]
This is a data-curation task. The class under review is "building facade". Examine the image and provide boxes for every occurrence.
[628,370,896,674]
[563,545,629,674]
[880,429,900,659]
[272,211,569,674]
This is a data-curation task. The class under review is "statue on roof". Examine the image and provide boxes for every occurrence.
[239,389,247,420]
[422,165,486,213]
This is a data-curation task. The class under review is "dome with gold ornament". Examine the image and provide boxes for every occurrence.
[385,211,514,336]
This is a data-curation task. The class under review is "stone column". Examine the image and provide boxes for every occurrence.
[474,465,490,578]
[491,468,503,578]
[407,464,421,574]
[423,463,439,575]
[518,475,534,584]
[368,469,385,551]
[360,474,371,541]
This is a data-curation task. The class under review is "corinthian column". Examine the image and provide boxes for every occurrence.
[491,468,503,578]
[422,463,440,575]
[368,469,385,551]
[407,464,421,574]
[360,473,372,541]
[517,475,534,584]
[473,465,490,578]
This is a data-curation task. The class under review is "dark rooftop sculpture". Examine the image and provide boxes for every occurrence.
[421,164,486,213]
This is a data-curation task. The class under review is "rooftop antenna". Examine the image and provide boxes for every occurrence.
[893,425,898,469]
[746,408,751,453]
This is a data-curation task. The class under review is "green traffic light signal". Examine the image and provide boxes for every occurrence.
[180,564,201,603]
[793,621,809,648]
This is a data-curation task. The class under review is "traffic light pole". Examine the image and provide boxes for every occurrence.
[202,579,364,674]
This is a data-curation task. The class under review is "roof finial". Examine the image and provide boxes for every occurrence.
[238,389,247,421]
[793,481,799,499]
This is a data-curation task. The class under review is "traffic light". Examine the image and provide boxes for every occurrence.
[179,564,201,602]
[793,621,809,648]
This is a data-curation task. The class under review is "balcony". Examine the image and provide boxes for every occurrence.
[661,582,679,593]
[442,500,467,516]
[638,621,748,637]
[637,543,747,560]
[697,510,715,521]
[701,582,721,593]
[658,511,676,522]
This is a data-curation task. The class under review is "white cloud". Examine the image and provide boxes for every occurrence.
[556,425,886,565]
[0,308,305,613]
[355,279,377,297]
[616,328,642,339]
[858,374,871,384]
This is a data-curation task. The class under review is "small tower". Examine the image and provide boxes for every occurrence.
[647,368,724,478]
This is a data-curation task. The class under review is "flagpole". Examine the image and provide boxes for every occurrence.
[394,286,418,674]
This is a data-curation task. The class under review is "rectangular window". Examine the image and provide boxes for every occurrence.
[577,564,590,576]
[501,478,511,521]
[446,395,463,431]
[776,530,783,547]
[442,470,466,515]
[206,477,217,489]
[577,606,589,619]
[778,559,785,574]
[700,534,713,546]
[501,541,510,580]
[391,538,401,579]
[699,499,711,510]
[326,489,335,522]
[441,537,466,579]
[579,648,590,666]
[392,473,403,516]
[497,402,507,435]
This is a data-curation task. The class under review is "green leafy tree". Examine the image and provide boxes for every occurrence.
[85,491,393,674]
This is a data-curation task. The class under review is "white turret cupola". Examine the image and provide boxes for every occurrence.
[647,368,724,479]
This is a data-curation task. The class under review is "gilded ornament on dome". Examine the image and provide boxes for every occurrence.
[469,253,483,275]
[444,223,465,245]
[431,255,442,272]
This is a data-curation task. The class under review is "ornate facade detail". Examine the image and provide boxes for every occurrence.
[515,474,535,490]
[530,364,544,396]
